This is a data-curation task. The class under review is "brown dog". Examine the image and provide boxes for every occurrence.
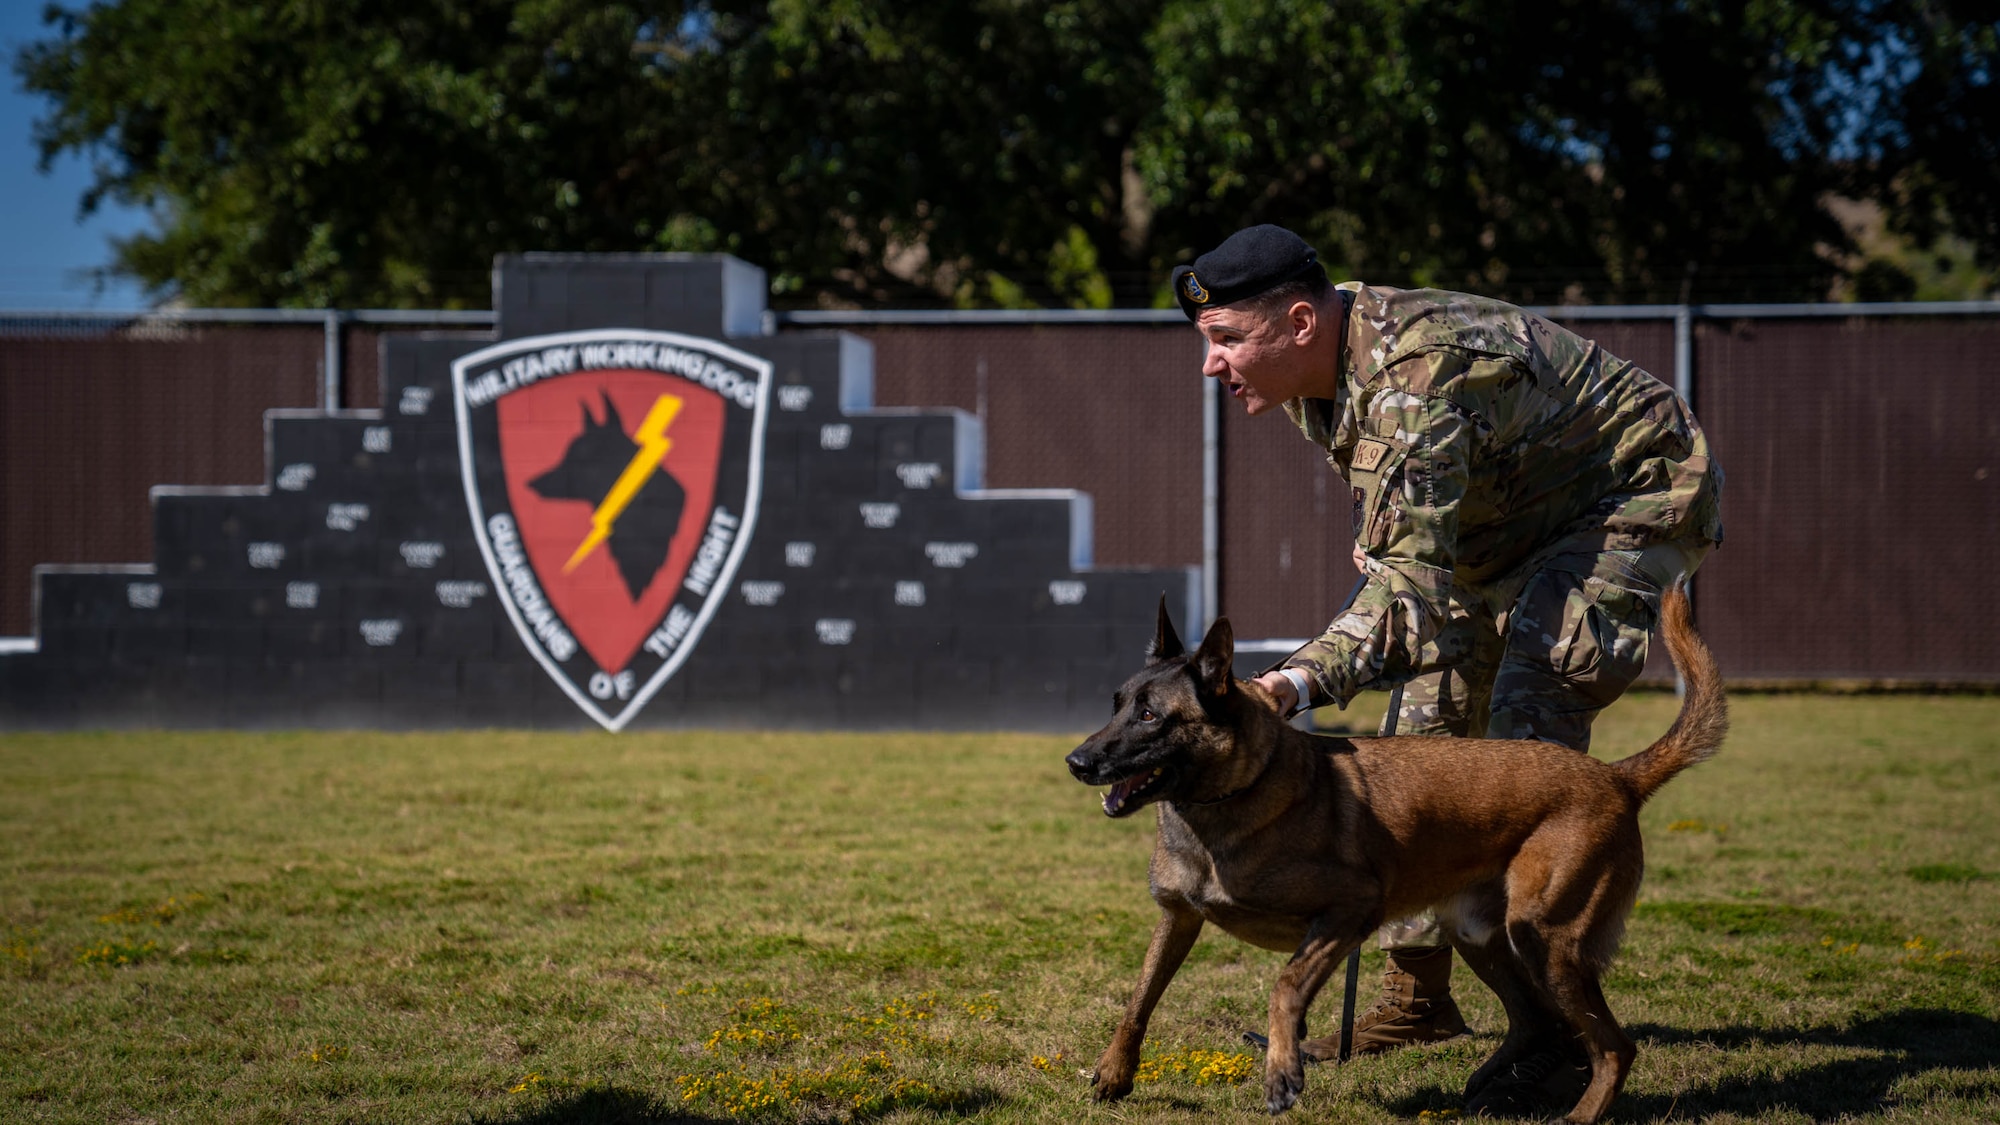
[1064,586,1726,1121]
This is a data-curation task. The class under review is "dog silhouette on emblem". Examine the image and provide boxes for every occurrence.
[528,393,689,601]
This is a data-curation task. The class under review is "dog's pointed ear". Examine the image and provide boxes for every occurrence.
[1193,615,1234,693]
[1148,594,1184,664]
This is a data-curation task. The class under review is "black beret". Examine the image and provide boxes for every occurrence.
[1172,225,1326,321]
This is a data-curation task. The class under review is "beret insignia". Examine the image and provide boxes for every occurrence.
[1171,224,1327,322]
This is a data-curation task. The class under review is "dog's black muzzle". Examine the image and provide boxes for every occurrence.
[1065,744,1104,784]
[1068,736,1176,818]
[1066,736,1133,785]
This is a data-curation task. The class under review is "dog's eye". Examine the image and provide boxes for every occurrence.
[1138,706,1158,722]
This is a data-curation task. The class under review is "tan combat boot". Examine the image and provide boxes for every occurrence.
[1302,946,1468,1060]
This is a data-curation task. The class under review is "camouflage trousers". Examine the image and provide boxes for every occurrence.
[1377,534,1711,951]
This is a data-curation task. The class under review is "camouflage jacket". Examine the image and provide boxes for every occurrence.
[1280,283,1722,708]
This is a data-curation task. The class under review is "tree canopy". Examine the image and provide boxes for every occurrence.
[17,0,1999,309]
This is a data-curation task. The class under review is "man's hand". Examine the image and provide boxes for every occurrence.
[1254,671,1300,716]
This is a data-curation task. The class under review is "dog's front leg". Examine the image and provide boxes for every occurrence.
[1092,904,1203,1102]
[1264,918,1367,1115]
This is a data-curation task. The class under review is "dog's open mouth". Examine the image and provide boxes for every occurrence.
[1102,766,1170,817]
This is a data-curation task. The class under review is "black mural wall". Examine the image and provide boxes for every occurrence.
[0,255,1195,730]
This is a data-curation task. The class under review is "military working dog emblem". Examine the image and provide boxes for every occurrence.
[453,330,771,729]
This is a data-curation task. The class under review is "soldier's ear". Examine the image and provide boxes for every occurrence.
[1193,616,1234,694]
[1286,295,1319,345]
[1148,595,1184,664]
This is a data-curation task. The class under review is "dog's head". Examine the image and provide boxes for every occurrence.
[1065,597,1274,817]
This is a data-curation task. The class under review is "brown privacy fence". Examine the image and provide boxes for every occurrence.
[1693,315,2000,681]
[3,303,1996,685]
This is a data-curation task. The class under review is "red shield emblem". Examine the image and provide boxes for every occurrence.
[453,330,771,729]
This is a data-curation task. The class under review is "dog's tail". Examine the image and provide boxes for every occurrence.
[1612,584,1728,803]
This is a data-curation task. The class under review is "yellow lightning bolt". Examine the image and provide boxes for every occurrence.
[562,394,683,574]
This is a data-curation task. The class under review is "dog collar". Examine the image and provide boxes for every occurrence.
[1177,745,1281,808]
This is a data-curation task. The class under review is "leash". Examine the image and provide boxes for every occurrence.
[1316,567,1398,1065]
[1264,564,1407,1065]
[1339,679,1403,1063]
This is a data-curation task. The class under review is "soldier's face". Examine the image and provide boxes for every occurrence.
[1197,303,1323,416]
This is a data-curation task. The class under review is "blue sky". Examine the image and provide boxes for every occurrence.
[0,2,149,309]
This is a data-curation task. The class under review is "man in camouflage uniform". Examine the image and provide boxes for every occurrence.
[1173,225,1721,1109]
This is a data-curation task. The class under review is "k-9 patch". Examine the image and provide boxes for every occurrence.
[1351,438,1391,473]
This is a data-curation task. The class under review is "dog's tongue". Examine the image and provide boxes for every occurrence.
[1102,771,1155,816]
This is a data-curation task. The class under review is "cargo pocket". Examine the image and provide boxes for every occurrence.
[1548,582,1605,682]
[1550,574,1659,707]
[1494,561,1661,749]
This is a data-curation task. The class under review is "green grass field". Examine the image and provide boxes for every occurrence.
[4,693,1998,1124]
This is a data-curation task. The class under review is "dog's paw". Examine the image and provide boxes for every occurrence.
[1263,1062,1305,1115]
[1089,1039,1142,1103]
[1089,1071,1133,1103]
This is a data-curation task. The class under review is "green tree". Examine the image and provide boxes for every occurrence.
[1838,1,2000,282]
[17,0,1997,308]
[1138,0,1880,303]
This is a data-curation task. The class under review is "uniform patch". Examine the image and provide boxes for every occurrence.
[1183,272,1210,304]
[452,329,771,731]
[1352,439,1390,472]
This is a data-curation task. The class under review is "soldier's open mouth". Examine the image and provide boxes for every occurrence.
[1102,766,1169,817]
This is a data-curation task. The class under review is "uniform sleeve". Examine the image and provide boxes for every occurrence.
[1283,361,1475,708]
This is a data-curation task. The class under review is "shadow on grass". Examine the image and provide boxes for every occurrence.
[467,1084,1003,1124]
[465,1087,727,1125]
[1617,1008,2000,1119]
[1379,1008,2000,1120]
